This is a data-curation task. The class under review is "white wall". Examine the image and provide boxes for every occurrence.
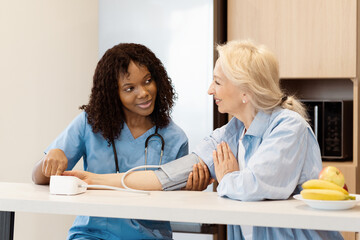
[0,0,98,239]
[99,0,214,152]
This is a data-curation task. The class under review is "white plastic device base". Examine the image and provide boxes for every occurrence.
[50,175,88,195]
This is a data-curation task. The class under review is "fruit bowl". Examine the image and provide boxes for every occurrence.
[293,194,360,210]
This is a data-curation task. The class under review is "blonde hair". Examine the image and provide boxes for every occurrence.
[217,40,308,120]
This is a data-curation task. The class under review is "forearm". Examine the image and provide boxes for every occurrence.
[91,171,162,191]
[67,154,201,191]
[32,158,50,185]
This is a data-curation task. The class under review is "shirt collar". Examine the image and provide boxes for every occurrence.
[245,110,272,138]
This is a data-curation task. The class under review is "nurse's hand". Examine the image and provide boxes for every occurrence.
[62,170,96,185]
[42,149,68,177]
[182,159,214,191]
[213,142,239,182]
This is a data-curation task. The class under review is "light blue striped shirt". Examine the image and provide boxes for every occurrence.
[193,107,343,240]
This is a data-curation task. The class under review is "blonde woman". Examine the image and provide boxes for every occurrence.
[65,40,343,240]
[193,40,343,239]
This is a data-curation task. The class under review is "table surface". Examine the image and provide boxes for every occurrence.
[1,182,360,232]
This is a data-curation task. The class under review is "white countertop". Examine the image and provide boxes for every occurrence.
[1,182,360,232]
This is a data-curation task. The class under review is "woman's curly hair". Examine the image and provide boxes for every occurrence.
[80,43,176,143]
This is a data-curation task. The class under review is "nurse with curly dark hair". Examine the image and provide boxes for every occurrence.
[32,43,189,240]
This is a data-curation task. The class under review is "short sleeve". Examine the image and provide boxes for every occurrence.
[45,112,87,170]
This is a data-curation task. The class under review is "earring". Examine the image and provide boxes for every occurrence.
[242,99,246,104]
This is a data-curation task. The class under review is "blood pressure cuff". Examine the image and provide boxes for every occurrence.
[154,153,199,191]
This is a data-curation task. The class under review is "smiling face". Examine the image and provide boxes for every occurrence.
[208,59,244,115]
[118,61,157,121]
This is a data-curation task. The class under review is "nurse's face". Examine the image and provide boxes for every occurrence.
[118,61,157,119]
[208,59,244,115]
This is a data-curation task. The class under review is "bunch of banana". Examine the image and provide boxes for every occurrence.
[301,179,355,201]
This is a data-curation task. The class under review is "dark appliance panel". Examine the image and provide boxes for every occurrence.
[301,100,353,161]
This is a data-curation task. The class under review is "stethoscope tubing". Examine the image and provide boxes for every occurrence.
[111,126,165,173]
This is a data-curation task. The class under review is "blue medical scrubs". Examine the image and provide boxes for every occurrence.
[45,112,189,240]
[193,107,343,240]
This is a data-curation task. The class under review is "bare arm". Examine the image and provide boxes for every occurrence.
[32,156,50,185]
[63,170,162,191]
[63,156,212,191]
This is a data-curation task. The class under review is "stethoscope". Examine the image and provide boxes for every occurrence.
[111,126,165,173]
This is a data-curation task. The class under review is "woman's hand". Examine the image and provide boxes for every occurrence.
[213,142,239,182]
[62,170,97,185]
[182,159,214,191]
[42,149,68,177]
